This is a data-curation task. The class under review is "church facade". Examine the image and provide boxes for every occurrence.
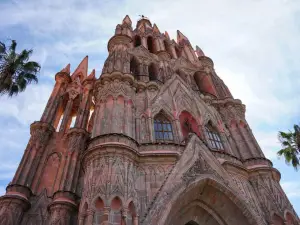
[0,15,298,225]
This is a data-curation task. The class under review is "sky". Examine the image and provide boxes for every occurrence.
[0,0,300,216]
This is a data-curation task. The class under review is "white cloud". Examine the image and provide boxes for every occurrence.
[0,84,52,125]
[282,181,300,198]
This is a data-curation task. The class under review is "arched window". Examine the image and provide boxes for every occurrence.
[205,123,224,150]
[109,197,122,225]
[147,36,154,53]
[148,63,158,81]
[135,36,141,47]
[127,201,137,225]
[154,114,173,141]
[272,214,285,225]
[130,57,139,78]
[94,197,104,225]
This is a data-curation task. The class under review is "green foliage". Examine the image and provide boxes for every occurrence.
[278,124,300,170]
[0,40,41,97]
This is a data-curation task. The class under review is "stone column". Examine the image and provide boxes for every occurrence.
[13,121,54,186]
[148,116,154,142]
[141,36,147,49]
[86,209,95,225]
[0,186,30,225]
[154,38,161,52]
[48,192,77,225]
[75,89,91,129]
[134,215,139,225]
[61,128,89,192]
[170,44,177,59]
[237,125,255,158]
[227,127,242,158]
[41,72,70,123]
[174,119,183,143]
[230,124,251,159]
[220,132,234,154]
[99,207,110,225]
[59,98,74,133]
[78,213,85,225]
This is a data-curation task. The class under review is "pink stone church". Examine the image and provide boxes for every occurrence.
[0,15,298,225]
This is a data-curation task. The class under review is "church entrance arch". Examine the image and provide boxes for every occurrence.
[163,178,257,225]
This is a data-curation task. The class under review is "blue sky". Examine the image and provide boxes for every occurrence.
[0,0,300,215]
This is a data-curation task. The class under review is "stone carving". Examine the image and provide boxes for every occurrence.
[1,15,298,225]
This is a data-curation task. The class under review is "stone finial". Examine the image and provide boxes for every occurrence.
[165,31,170,40]
[196,45,205,57]
[177,30,189,43]
[61,63,71,74]
[153,23,160,34]
[86,69,96,81]
[122,15,132,26]
[71,56,88,81]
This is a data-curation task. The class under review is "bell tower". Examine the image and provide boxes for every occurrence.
[0,15,298,225]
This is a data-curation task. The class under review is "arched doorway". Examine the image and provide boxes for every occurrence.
[164,178,255,225]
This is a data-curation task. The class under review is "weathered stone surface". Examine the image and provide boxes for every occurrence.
[0,15,298,225]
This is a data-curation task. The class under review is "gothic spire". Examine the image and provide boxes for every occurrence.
[177,30,189,43]
[164,31,170,40]
[71,56,88,81]
[153,23,160,34]
[85,69,96,81]
[60,63,70,74]
[196,45,205,57]
[122,15,132,26]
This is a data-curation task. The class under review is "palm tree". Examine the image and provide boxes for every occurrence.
[0,40,41,97]
[278,124,300,170]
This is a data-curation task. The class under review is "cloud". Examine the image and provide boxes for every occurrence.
[282,181,300,198]
[0,84,52,125]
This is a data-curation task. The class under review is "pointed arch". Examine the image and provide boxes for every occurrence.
[179,111,201,139]
[37,152,61,195]
[127,201,137,225]
[285,211,298,225]
[147,36,154,53]
[109,196,123,225]
[93,197,105,225]
[272,213,285,225]
[160,177,259,225]
[154,111,174,142]
[148,63,159,81]
[130,56,139,79]
[134,35,141,47]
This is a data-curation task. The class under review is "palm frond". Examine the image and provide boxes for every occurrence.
[0,40,41,97]
[22,73,38,84]
[9,40,17,53]
[23,61,41,73]
[16,49,31,65]
[0,41,6,54]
